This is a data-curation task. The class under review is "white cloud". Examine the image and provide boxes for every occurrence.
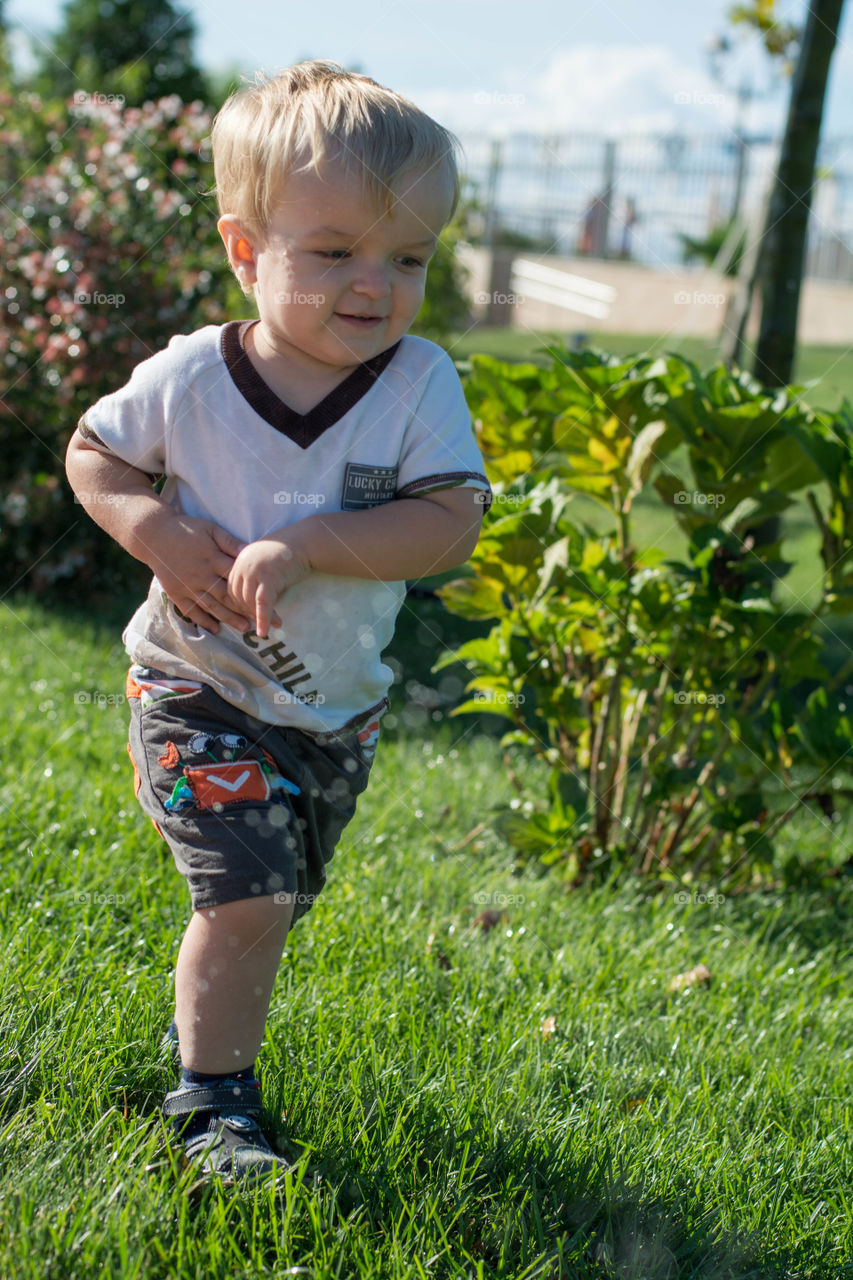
[413,43,786,138]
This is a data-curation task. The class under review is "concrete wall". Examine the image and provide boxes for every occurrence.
[456,245,853,346]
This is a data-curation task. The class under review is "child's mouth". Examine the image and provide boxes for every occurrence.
[336,313,383,327]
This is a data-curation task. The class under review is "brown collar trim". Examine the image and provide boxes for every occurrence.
[220,320,401,450]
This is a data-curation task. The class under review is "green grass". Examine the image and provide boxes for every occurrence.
[448,328,853,412]
[2,595,853,1279]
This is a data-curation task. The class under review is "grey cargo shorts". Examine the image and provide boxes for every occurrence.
[125,665,379,922]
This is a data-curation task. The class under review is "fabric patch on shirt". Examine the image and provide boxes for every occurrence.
[340,463,398,511]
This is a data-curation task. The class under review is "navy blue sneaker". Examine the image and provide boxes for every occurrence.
[163,1078,292,1184]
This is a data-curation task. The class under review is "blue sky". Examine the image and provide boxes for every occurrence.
[8,0,853,140]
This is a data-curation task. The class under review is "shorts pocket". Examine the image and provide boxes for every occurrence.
[180,760,274,812]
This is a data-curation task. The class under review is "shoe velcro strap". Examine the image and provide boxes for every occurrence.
[162,1081,262,1118]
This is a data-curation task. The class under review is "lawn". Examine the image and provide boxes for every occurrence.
[1,594,852,1279]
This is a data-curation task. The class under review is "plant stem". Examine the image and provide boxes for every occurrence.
[596,666,624,848]
[657,756,718,865]
[759,774,835,845]
[624,662,674,851]
[612,685,648,829]
[684,826,724,875]
[591,661,625,850]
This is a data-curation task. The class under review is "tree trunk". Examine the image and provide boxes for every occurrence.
[753,0,846,389]
[744,0,845,561]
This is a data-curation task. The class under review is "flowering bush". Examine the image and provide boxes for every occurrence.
[0,91,234,594]
[0,89,473,597]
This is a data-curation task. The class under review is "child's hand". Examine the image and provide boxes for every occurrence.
[147,515,281,635]
[226,531,313,639]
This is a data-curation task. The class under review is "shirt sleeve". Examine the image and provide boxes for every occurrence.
[76,332,193,476]
[395,347,492,513]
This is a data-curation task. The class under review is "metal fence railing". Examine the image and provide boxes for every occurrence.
[455,131,853,283]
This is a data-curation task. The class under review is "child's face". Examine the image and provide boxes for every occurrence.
[220,163,453,379]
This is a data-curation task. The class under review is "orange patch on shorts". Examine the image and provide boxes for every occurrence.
[127,741,166,840]
[126,742,142,797]
[158,740,181,769]
[183,760,271,811]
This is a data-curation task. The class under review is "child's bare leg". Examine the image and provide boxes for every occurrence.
[174,894,295,1074]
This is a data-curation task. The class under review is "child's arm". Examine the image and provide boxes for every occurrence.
[65,429,268,634]
[227,487,485,638]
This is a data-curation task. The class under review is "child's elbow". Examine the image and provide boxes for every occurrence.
[420,488,484,566]
[65,428,89,485]
[458,516,484,563]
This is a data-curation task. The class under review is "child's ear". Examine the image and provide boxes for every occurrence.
[218,215,258,288]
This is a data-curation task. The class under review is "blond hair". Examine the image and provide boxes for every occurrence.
[211,60,461,239]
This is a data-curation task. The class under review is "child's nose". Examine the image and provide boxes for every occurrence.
[351,263,391,298]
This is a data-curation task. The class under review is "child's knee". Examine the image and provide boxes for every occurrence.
[197,892,294,943]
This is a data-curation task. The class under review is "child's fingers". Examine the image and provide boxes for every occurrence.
[254,595,283,638]
[254,583,274,640]
[210,526,248,583]
[211,524,247,558]
[200,596,253,633]
[212,550,247,585]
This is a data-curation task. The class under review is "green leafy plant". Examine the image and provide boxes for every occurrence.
[677,219,746,276]
[436,347,853,887]
[410,190,476,346]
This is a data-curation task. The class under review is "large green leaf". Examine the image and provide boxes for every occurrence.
[626,419,676,500]
[793,686,853,771]
[432,633,504,675]
[762,431,824,492]
[436,574,507,620]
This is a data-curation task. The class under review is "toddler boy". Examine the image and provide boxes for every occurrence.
[65,60,491,1184]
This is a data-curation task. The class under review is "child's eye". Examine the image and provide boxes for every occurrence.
[398,256,426,269]
[316,250,350,260]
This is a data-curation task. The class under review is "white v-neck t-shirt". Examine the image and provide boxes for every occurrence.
[79,321,491,735]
